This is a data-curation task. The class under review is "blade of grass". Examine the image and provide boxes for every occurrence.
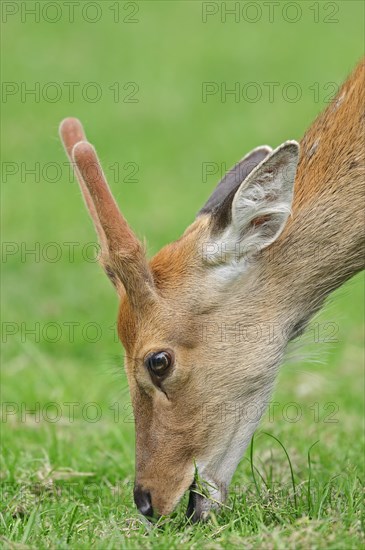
[21,505,38,544]
[307,440,320,518]
[263,432,298,512]
[250,433,261,498]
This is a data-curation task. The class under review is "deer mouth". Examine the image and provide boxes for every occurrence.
[186,481,203,523]
[186,479,222,522]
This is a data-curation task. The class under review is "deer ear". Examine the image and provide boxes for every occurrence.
[197,145,272,217]
[205,141,300,264]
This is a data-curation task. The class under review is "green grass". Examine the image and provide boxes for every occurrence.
[1,1,364,548]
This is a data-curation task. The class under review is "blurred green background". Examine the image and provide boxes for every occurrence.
[1,1,364,548]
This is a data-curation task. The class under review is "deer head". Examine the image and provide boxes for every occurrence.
[60,117,300,520]
[59,63,364,521]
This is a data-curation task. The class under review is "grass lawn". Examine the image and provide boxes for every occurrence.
[1,1,364,548]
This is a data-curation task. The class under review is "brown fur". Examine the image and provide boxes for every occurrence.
[60,61,364,517]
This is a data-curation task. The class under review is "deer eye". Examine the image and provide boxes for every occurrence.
[145,351,174,378]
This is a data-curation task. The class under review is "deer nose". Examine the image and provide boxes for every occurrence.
[134,485,154,518]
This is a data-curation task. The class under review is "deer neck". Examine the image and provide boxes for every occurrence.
[267,61,365,332]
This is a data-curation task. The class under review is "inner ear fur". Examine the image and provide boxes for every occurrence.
[197,145,272,224]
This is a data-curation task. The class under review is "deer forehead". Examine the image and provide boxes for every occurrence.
[117,223,209,357]
[117,294,203,359]
[149,216,210,288]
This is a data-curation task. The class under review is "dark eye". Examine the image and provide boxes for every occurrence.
[145,350,174,378]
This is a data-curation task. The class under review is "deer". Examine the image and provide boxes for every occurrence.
[59,60,364,522]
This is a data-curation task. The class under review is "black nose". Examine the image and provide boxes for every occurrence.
[134,485,154,517]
